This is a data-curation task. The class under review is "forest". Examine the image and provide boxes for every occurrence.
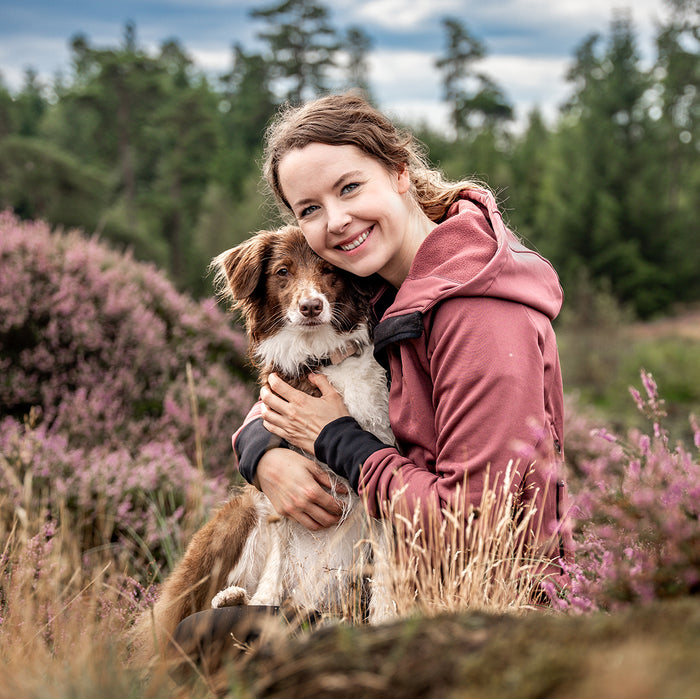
[0,0,697,319]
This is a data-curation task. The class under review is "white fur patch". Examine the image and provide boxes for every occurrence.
[255,324,372,378]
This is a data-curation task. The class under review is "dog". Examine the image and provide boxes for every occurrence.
[135,225,395,661]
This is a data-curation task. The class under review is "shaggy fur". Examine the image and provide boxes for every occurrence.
[133,226,394,663]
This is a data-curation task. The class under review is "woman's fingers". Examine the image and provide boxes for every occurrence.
[256,449,348,530]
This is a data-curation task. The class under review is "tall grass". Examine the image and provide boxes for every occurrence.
[381,463,554,618]
[0,453,557,696]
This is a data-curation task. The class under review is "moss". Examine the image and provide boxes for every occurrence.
[223,599,700,698]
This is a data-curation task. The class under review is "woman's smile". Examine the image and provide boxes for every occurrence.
[337,226,373,252]
[278,143,431,286]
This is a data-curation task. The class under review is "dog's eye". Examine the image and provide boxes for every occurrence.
[276,267,289,277]
[321,265,335,276]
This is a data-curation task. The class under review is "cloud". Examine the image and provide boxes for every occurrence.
[481,54,572,122]
[0,35,70,89]
[353,0,464,30]
[368,47,572,132]
[188,47,233,72]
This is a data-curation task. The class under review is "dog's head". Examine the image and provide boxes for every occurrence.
[212,226,377,346]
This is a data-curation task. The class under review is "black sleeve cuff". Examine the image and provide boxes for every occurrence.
[314,416,390,491]
[234,417,289,485]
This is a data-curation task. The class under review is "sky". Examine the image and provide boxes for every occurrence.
[0,0,672,132]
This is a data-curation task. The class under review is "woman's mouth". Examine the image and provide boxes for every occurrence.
[337,227,372,252]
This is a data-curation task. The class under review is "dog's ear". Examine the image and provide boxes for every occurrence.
[211,231,277,303]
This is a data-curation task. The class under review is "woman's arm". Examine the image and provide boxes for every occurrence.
[324,296,561,535]
[232,388,350,530]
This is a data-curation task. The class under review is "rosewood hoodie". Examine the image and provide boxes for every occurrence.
[234,188,568,554]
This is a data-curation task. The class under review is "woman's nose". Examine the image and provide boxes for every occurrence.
[326,203,351,234]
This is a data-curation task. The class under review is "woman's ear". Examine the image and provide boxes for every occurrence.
[396,163,411,194]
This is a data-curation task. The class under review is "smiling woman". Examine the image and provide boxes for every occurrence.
[231,93,571,575]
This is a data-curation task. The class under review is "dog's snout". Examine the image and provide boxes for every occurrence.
[299,296,324,318]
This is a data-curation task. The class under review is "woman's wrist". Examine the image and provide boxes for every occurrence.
[314,416,392,491]
[234,417,289,485]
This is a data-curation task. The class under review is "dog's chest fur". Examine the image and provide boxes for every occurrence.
[255,323,393,446]
[217,324,394,619]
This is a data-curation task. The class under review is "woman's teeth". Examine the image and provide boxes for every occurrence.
[339,229,370,251]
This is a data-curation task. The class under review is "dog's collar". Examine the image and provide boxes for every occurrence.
[302,340,366,372]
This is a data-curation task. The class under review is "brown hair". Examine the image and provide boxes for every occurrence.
[263,92,483,223]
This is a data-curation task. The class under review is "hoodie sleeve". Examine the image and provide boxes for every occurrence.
[356,294,563,544]
[232,401,290,485]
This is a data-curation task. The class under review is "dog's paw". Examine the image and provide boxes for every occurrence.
[211,585,250,608]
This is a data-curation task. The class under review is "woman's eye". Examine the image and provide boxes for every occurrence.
[341,182,359,195]
[300,205,319,218]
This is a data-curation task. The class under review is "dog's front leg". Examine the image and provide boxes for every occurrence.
[247,520,285,606]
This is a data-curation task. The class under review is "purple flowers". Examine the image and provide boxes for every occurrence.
[0,212,253,474]
[0,212,253,572]
[547,372,700,612]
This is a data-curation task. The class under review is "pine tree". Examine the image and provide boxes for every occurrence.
[251,0,339,103]
[435,17,512,136]
[343,26,374,98]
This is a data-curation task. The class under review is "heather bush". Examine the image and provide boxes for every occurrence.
[0,411,230,573]
[547,371,700,612]
[0,211,253,472]
[0,212,254,575]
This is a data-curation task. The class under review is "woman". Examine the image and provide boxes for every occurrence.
[234,92,568,555]
[170,93,568,667]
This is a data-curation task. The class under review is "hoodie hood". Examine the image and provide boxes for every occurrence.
[383,188,563,322]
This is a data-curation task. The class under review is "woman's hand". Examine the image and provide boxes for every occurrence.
[260,372,350,454]
[255,448,348,530]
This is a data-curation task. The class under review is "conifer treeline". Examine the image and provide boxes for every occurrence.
[0,0,697,317]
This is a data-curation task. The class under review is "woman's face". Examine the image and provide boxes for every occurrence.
[277,142,420,287]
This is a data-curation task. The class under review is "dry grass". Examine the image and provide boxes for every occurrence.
[0,460,559,697]
[381,463,552,618]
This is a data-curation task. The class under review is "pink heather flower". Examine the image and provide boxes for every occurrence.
[591,427,618,443]
[0,213,254,575]
[547,375,700,613]
[629,387,645,413]
[641,370,658,401]
[0,212,254,476]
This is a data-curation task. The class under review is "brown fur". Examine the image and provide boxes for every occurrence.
[214,224,378,392]
[131,489,259,662]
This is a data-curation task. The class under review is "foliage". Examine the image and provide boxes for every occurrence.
[555,272,700,441]
[251,0,339,104]
[546,371,700,612]
[0,213,253,573]
[0,411,229,575]
[435,17,513,136]
[0,213,253,476]
[0,136,110,230]
[0,5,697,314]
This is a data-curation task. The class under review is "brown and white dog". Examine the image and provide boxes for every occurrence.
[136,226,394,659]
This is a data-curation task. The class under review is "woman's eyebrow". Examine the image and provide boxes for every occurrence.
[292,171,364,209]
[333,170,363,188]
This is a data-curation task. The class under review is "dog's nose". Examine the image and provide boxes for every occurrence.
[299,297,324,318]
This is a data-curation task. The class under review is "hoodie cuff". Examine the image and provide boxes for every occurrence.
[315,416,390,491]
[234,417,289,486]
